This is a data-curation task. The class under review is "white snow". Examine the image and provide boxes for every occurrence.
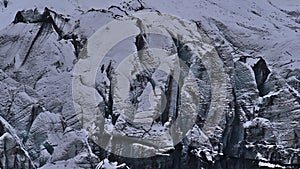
[243,121,253,128]
[258,161,286,169]
[96,158,130,169]
[243,117,271,129]
[0,0,121,30]
[1,0,299,73]
[1,0,300,167]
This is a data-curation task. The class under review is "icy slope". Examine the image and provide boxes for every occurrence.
[146,0,300,71]
[0,0,299,169]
